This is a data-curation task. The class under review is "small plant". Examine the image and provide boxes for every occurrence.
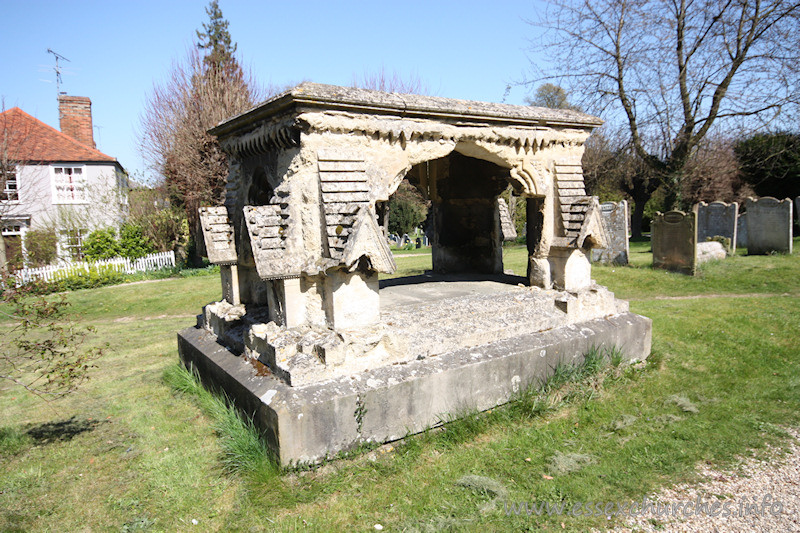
[707,235,732,254]
[0,277,104,399]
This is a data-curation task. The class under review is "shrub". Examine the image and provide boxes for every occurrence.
[388,180,428,235]
[82,228,121,261]
[119,224,154,259]
[24,229,58,267]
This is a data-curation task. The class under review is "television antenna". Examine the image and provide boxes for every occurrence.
[46,48,70,96]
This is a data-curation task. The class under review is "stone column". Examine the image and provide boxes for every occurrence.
[526,197,552,288]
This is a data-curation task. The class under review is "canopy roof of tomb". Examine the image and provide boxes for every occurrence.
[209,83,603,146]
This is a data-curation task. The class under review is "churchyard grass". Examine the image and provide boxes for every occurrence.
[0,238,798,530]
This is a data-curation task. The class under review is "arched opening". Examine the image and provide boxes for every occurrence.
[382,150,541,284]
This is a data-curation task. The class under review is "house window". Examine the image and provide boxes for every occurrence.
[1,168,18,201]
[52,166,87,203]
[60,229,86,261]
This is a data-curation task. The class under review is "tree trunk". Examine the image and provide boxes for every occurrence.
[0,237,7,276]
[631,190,653,239]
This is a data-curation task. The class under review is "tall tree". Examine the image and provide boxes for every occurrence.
[532,0,800,212]
[196,0,237,73]
[139,1,264,264]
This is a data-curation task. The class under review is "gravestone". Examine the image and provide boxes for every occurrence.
[652,210,697,275]
[695,201,738,253]
[745,197,793,254]
[591,200,629,265]
[736,214,747,248]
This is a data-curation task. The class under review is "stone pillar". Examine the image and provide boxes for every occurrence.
[221,265,269,306]
[283,277,305,328]
[326,270,380,330]
[526,197,552,288]
[548,248,591,292]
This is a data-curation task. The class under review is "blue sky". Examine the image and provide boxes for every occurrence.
[1,0,547,182]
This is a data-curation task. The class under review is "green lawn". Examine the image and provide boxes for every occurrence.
[1,239,799,531]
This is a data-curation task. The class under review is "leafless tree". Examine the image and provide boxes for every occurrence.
[532,0,800,211]
[352,66,431,95]
[139,48,266,263]
[682,135,754,204]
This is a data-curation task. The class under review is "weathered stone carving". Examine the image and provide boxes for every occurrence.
[497,198,517,241]
[745,197,793,254]
[178,83,652,465]
[198,206,237,265]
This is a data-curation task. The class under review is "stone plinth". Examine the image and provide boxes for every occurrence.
[179,306,651,465]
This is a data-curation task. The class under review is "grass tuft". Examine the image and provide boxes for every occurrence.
[0,426,31,455]
[666,394,700,413]
[547,451,596,475]
[454,474,509,500]
[611,414,638,432]
[162,363,280,480]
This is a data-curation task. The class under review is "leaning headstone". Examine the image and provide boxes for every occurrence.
[745,197,793,254]
[695,201,738,253]
[497,197,517,241]
[591,200,629,265]
[736,214,747,249]
[652,210,697,275]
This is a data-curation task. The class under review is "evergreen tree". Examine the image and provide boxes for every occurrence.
[196,0,238,73]
[140,1,266,265]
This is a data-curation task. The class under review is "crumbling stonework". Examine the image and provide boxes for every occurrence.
[182,83,651,464]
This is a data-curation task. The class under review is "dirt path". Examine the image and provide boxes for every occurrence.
[630,292,796,301]
[610,428,800,532]
[112,314,196,323]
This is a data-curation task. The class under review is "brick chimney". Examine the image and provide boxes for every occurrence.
[58,95,95,148]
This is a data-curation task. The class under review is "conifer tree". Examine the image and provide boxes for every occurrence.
[140,1,265,264]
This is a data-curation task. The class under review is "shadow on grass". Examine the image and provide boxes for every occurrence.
[26,416,103,445]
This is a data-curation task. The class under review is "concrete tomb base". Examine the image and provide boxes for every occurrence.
[178,277,652,465]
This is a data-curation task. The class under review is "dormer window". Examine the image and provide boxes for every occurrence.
[52,166,87,203]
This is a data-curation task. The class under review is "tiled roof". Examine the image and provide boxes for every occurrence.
[0,107,117,163]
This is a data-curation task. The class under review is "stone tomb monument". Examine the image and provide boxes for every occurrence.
[178,83,652,465]
[591,200,629,265]
[695,201,738,253]
[652,210,698,275]
[745,197,793,254]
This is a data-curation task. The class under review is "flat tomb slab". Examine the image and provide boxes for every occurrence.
[178,311,651,466]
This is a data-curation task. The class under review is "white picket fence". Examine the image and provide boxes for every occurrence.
[14,250,176,286]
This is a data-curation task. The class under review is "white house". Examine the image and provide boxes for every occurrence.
[0,96,128,265]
